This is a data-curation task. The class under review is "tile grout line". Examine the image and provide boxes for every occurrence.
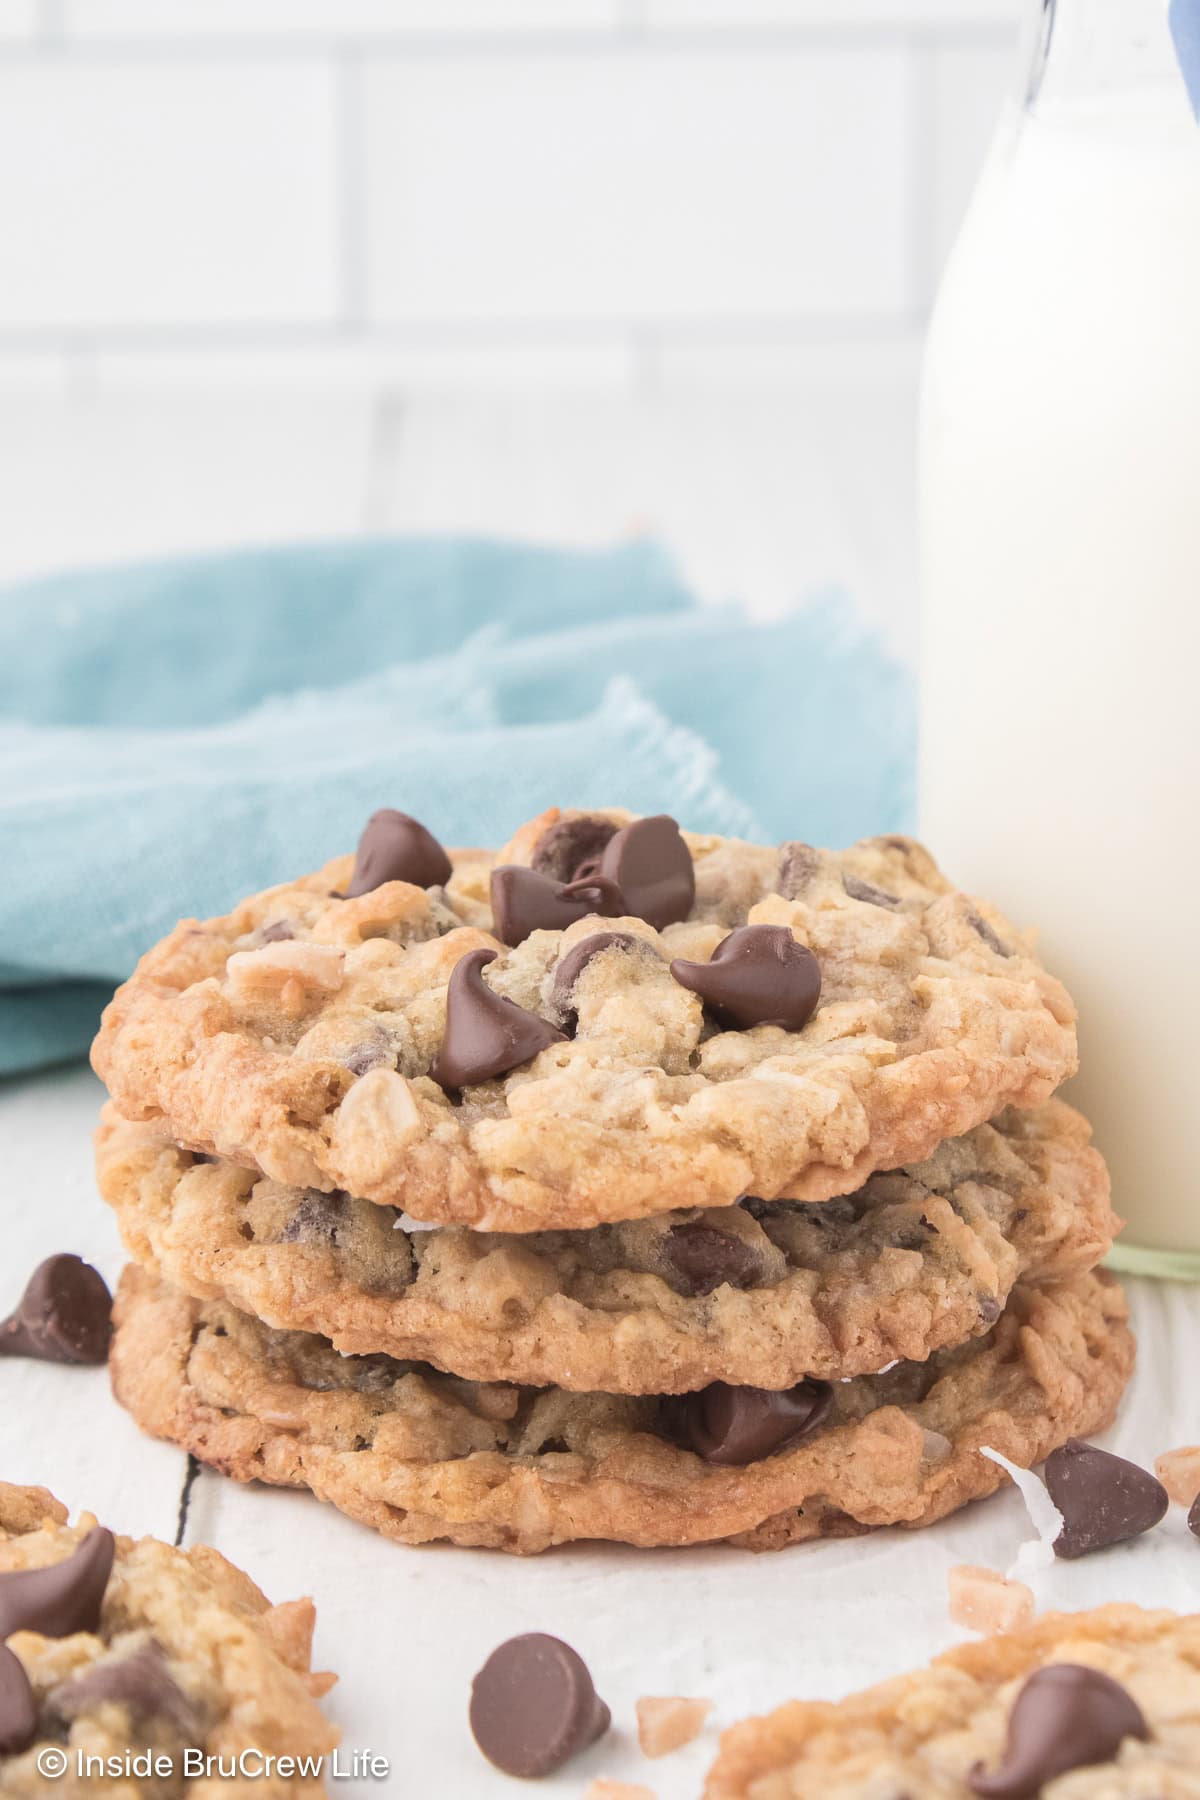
[905,36,941,316]
[335,45,369,333]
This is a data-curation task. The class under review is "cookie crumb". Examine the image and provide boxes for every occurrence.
[635,1694,712,1758]
[586,1784,656,1800]
[1155,1445,1200,1507]
[947,1564,1035,1634]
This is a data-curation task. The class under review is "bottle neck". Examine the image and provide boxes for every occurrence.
[1024,0,1183,107]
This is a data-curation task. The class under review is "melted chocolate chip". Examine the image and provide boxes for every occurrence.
[279,1190,349,1245]
[842,875,900,908]
[776,841,820,899]
[661,1225,764,1298]
[1190,1492,1200,1540]
[0,1255,112,1366]
[490,866,624,948]
[0,1527,115,1639]
[531,816,619,884]
[46,1642,196,1732]
[343,809,452,898]
[684,1380,832,1465]
[469,1634,610,1778]
[1044,1439,1168,1559]
[968,911,1013,957]
[430,948,566,1091]
[258,920,295,943]
[0,1643,36,1756]
[969,1664,1148,1798]
[977,1295,1002,1325]
[595,815,694,930]
[670,925,821,1032]
[550,931,660,1029]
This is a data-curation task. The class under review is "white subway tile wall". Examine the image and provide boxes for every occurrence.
[0,0,1019,367]
[0,0,1021,625]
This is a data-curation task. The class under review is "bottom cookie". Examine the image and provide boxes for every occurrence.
[0,1481,337,1794]
[110,1265,1132,1555]
[705,1604,1200,1797]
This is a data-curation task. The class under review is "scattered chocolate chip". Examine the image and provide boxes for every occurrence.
[469,1633,610,1778]
[279,1190,349,1245]
[670,925,821,1032]
[343,809,453,898]
[661,1225,764,1298]
[430,949,566,1091]
[969,1664,1148,1798]
[531,816,619,884]
[259,920,295,943]
[1190,1493,1200,1540]
[490,866,625,948]
[594,815,694,930]
[0,1526,115,1639]
[684,1379,832,1465]
[0,1643,36,1756]
[968,911,1013,957]
[1044,1439,1168,1558]
[978,1295,1002,1325]
[842,875,900,908]
[776,841,820,899]
[550,931,659,1029]
[0,1255,113,1366]
[46,1641,196,1732]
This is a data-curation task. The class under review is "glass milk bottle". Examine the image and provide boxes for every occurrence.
[920,0,1200,1271]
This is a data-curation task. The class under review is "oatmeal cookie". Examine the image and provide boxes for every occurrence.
[96,1100,1116,1394]
[109,1266,1131,1556]
[0,1483,336,1794]
[705,1604,1200,1798]
[91,809,1077,1231]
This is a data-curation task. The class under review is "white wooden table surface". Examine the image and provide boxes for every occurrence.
[2,384,1198,1794]
[3,1064,1200,1798]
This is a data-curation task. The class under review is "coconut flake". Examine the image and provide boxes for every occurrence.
[980,1446,1064,1577]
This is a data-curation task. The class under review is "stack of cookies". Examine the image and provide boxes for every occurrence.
[91,806,1130,1554]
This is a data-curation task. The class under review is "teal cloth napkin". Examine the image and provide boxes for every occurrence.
[0,535,913,1074]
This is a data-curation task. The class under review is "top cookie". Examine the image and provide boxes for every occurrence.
[0,1481,337,1792]
[705,1604,1200,1798]
[92,806,1077,1231]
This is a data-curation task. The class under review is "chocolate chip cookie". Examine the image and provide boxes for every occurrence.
[96,1099,1116,1394]
[91,807,1077,1232]
[0,1481,336,1790]
[705,1605,1200,1798]
[109,1264,1131,1555]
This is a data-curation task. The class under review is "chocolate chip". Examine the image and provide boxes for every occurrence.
[469,1633,610,1778]
[490,867,624,949]
[661,1225,764,1297]
[259,920,295,943]
[843,875,899,908]
[0,1527,115,1639]
[969,1664,1148,1798]
[1190,1493,1200,1540]
[550,931,659,1029]
[977,1295,1002,1324]
[1044,1439,1168,1558]
[683,1379,832,1465]
[670,925,821,1032]
[0,1643,36,1756]
[279,1190,349,1245]
[430,948,566,1091]
[343,809,453,898]
[46,1642,196,1732]
[968,911,1013,957]
[0,1255,113,1366]
[776,841,820,899]
[531,816,619,884]
[340,1037,396,1077]
[594,815,694,930]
